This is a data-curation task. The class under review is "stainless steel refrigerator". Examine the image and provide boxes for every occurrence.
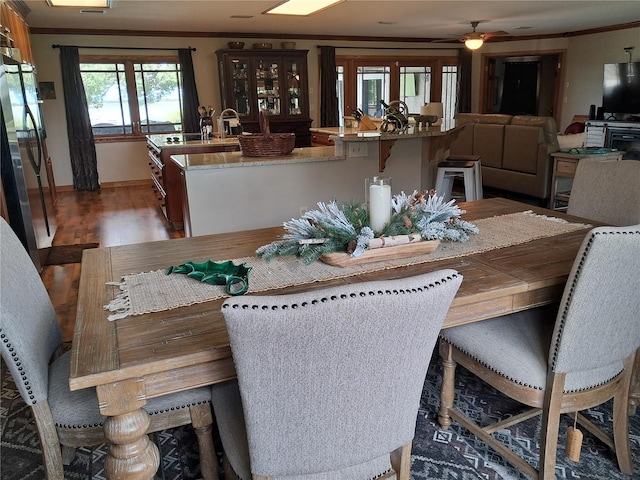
[1,51,56,270]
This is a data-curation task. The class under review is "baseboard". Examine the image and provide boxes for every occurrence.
[41,179,153,193]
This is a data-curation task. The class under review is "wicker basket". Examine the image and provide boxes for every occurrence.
[238,110,296,157]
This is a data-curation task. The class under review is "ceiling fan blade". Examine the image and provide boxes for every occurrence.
[432,38,463,43]
[481,30,509,39]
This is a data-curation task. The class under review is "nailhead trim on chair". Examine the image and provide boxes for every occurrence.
[147,400,212,415]
[0,331,37,404]
[53,400,213,429]
[222,273,461,311]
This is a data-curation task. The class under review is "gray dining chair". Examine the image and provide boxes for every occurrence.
[0,217,218,480]
[567,159,640,226]
[438,224,640,480]
[211,269,463,480]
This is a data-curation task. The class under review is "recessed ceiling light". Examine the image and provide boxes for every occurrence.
[47,0,111,7]
[263,0,345,16]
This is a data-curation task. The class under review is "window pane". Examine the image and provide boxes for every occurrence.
[135,63,182,134]
[400,66,431,114]
[356,66,390,117]
[442,65,458,120]
[337,65,344,126]
[81,63,131,135]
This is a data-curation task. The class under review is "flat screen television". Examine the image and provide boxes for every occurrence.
[602,62,640,114]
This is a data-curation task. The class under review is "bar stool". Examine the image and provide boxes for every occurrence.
[447,155,483,200]
[435,160,480,202]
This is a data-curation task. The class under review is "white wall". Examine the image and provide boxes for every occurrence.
[30,27,639,187]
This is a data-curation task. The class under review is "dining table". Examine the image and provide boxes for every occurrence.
[69,197,603,479]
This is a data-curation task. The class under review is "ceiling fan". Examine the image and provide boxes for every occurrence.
[435,21,509,50]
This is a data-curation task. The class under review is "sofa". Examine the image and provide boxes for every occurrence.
[448,113,559,202]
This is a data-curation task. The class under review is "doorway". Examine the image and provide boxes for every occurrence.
[480,51,565,126]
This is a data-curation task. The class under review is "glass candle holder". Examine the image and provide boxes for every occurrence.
[366,176,392,233]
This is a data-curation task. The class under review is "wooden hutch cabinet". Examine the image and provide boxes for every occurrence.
[216,49,312,147]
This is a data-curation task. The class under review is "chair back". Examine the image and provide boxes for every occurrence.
[0,218,62,405]
[567,159,640,226]
[550,225,640,387]
[221,269,462,477]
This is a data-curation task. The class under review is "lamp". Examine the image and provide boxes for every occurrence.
[263,0,345,16]
[464,35,484,50]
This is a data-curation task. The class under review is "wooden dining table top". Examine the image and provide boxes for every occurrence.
[69,197,594,396]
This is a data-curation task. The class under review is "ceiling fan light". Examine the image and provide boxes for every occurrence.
[465,38,484,50]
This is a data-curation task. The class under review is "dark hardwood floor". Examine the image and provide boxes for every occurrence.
[42,184,184,341]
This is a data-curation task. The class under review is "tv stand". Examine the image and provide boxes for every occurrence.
[585,120,640,160]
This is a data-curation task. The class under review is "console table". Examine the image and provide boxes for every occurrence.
[550,149,622,210]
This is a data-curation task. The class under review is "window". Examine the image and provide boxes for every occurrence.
[336,56,458,125]
[80,56,183,139]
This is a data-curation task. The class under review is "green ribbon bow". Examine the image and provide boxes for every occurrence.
[166,260,252,295]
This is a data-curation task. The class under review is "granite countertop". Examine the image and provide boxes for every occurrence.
[310,120,461,141]
[171,146,344,171]
[147,133,240,149]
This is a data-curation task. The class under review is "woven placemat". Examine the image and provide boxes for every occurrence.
[105,211,591,320]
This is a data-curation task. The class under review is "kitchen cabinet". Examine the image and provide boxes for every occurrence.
[1,0,34,65]
[217,49,312,147]
[146,134,239,229]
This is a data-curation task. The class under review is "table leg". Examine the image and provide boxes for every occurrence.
[438,340,457,430]
[97,380,160,480]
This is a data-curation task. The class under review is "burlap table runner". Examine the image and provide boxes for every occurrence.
[105,211,590,320]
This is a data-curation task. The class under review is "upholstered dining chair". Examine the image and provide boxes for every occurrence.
[0,218,218,480]
[211,269,463,480]
[567,159,640,226]
[437,224,640,480]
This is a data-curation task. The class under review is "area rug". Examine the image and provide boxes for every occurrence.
[2,351,638,480]
[43,243,100,265]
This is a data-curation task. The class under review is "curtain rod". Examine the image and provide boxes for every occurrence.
[52,44,196,51]
[317,45,461,51]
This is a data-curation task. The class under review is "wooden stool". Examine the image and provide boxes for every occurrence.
[446,154,483,200]
[435,160,479,202]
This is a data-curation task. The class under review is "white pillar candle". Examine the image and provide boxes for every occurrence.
[369,181,392,232]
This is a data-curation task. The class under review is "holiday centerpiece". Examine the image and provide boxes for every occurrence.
[256,189,478,266]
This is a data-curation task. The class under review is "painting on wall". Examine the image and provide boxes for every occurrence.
[39,82,56,100]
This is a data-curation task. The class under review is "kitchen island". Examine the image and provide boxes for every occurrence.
[146,134,239,229]
[310,121,464,188]
[173,123,463,237]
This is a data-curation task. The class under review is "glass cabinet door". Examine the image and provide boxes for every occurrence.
[255,58,280,115]
[230,58,250,115]
[286,58,303,116]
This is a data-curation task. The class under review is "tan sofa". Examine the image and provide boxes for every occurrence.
[449,113,559,202]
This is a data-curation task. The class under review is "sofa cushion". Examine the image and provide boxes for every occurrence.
[511,115,559,148]
[477,114,513,125]
[472,124,505,168]
[503,125,543,174]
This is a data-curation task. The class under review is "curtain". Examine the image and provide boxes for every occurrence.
[457,48,472,114]
[179,49,201,133]
[319,46,339,127]
[499,61,539,115]
[59,46,99,191]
